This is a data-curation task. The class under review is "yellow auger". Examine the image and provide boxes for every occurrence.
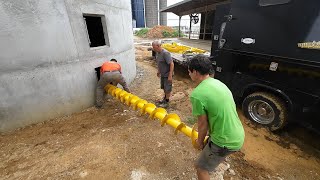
[105,84,202,149]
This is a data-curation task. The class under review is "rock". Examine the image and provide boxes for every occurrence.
[218,162,230,171]
[228,169,236,176]
[171,92,186,101]
[290,143,299,150]
[79,171,88,178]
[185,88,193,96]
[210,172,224,180]
[157,142,163,147]
[131,170,146,180]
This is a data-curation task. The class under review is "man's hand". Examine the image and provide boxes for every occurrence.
[157,72,160,78]
[195,139,204,150]
[168,74,173,83]
[147,47,153,51]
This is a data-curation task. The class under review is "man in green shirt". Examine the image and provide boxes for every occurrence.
[188,55,245,180]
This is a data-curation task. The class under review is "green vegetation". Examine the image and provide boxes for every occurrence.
[135,27,185,38]
[135,28,149,37]
[162,30,171,38]
[162,30,184,38]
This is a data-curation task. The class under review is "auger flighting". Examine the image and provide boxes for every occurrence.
[105,84,205,149]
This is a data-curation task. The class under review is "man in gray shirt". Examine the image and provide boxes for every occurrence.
[152,40,174,107]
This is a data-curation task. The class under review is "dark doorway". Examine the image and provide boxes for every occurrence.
[83,15,106,47]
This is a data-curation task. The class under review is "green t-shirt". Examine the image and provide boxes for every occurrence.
[190,78,245,150]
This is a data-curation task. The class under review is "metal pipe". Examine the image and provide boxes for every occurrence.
[178,16,181,38]
[189,16,192,39]
[104,85,204,148]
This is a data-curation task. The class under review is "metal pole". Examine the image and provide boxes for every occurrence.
[157,0,160,25]
[203,6,208,40]
[189,15,192,39]
[178,16,181,38]
[143,0,146,28]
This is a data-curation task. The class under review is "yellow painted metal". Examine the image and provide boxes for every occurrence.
[104,84,201,148]
[162,42,206,54]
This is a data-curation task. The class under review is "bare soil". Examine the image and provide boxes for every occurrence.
[1,43,320,180]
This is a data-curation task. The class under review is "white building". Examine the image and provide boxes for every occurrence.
[0,0,136,132]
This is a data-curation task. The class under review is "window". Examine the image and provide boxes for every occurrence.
[83,15,109,48]
[259,0,291,7]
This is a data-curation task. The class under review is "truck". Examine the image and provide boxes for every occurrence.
[211,0,320,132]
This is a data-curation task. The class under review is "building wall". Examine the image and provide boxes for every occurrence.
[0,0,136,132]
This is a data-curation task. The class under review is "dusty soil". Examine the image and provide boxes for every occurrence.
[1,42,320,180]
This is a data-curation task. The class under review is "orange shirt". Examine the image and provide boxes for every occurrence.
[100,62,121,74]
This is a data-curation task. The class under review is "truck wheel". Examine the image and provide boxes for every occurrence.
[242,92,288,131]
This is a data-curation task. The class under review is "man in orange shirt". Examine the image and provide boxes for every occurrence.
[96,59,130,108]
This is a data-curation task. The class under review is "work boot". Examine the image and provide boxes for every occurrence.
[156,97,166,105]
[158,100,169,108]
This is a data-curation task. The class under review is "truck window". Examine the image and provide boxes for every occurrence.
[259,0,291,6]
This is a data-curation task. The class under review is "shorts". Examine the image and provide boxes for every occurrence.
[160,77,172,93]
[196,141,236,172]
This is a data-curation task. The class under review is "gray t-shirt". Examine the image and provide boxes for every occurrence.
[156,49,172,77]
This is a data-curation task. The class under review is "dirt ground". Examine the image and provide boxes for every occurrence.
[1,41,320,180]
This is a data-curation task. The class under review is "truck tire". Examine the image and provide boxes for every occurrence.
[242,92,288,131]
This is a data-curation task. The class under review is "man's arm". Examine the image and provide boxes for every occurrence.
[168,61,174,82]
[118,76,130,93]
[100,68,103,77]
[196,115,208,150]
[165,51,174,82]
[119,64,122,74]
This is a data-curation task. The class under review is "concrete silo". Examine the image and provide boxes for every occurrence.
[0,0,136,132]
[145,0,167,27]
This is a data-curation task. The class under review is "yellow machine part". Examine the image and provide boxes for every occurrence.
[162,42,206,54]
[104,84,208,149]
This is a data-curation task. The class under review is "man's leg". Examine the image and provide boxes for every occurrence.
[163,77,172,102]
[96,73,111,108]
[195,141,234,180]
[156,77,166,103]
[110,72,130,92]
[165,91,171,101]
[196,167,210,180]
[96,82,105,108]
[117,75,130,92]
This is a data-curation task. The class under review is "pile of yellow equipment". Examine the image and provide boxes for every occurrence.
[162,42,206,54]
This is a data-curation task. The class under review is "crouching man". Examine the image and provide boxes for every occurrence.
[96,59,130,108]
